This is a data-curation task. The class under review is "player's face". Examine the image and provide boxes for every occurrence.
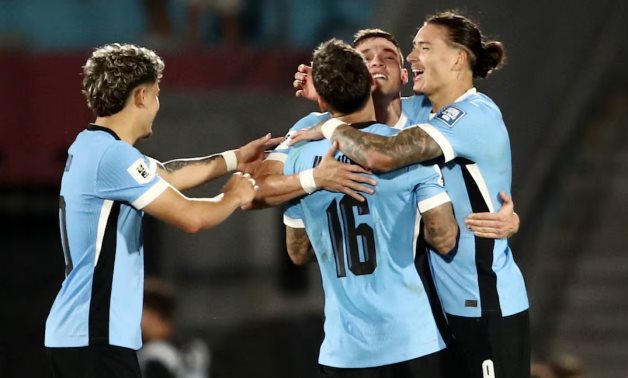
[355,37,407,99]
[140,82,160,139]
[407,23,461,95]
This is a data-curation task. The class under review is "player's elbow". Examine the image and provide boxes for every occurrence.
[428,224,459,255]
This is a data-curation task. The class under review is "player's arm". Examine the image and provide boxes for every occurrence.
[290,121,443,173]
[143,172,257,233]
[464,192,519,238]
[422,201,459,255]
[157,133,282,191]
[251,142,376,208]
[285,226,314,265]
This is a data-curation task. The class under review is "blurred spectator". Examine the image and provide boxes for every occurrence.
[184,0,244,45]
[139,277,210,378]
[550,353,585,378]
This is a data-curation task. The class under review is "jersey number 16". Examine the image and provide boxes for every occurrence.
[326,196,377,278]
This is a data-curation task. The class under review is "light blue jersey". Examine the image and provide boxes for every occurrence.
[413,88,529,317]
[283,121,450,368]
[45,125,168,349]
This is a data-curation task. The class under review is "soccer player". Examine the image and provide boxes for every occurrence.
[284,38,458,378]
[291,11,530,378]
[45,43,280,378]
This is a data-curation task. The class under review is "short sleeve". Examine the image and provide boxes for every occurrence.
[409,163,451,213]
[96,142,168,209]
[417,99,503,163]
[283,200,304,228]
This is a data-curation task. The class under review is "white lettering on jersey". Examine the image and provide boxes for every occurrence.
[482,359,495,378]
[127,158,153,184]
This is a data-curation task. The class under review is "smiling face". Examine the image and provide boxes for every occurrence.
[406,23,463,95]
[355,37,408,98]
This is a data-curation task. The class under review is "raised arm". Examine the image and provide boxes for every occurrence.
[157,133,282,191]
[285,226,314,265]
[290,122,443,173]
[422,202,458,255]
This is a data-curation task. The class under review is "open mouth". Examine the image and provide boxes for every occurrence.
[371,73,387,80]
[412,69,425,78]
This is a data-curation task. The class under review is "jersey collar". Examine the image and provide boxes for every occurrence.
[87,124,121,140]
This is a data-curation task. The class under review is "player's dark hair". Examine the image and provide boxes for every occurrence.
[143,277,176,321]
[82,43,164,117]
[353,28,404,65]
[425,11,505,78]
[312,39,371,115]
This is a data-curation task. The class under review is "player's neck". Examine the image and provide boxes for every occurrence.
[429,81,473,113]
[93,112,142,145]
[333,97,376,125]
[372,93,402,127]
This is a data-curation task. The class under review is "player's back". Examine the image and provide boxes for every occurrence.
[284,121,448,368]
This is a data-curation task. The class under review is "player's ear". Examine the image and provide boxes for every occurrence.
[133,86,146,108]
[317,97,328,112]
[400,68,409,85]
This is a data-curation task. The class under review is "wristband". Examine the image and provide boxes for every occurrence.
[299,168,318,194]
[220,150,238,172]
[321,118,346,140]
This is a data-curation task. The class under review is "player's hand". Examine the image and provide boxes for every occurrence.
[293,64,319,101]
[464,192,519,238]
[288,123,324,145]
[236,133,284,175]
[314,142,376,202]
[222,172,258,208]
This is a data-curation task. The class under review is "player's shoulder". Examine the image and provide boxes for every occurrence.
[433,92,501,128]
[291,111,332,132]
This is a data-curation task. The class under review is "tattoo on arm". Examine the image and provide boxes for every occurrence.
[333,125,443,170]
[161,155,222,173]
[286,227,314,264]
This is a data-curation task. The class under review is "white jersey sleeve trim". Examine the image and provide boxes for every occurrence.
[417,123,455,163]
[95,200,114,266]
[132,179,169,210]
[265,152,287,163]
[465,163,495,212]
[283,214,305,228]
[418,192,451,213]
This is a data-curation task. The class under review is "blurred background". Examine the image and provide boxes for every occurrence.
[1,0,628,377]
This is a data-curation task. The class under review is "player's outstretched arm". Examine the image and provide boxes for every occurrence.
[285,226,314,265]
[143,172,257,233]
[157,133,282,191]
[291,121,443,173]
[250,142,376,209]
[422,202,459,255]
[464,192,519,239]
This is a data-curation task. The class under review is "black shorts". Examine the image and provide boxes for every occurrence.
[446,310,531,378]
[46,345,141,378]
[318,348,457,378]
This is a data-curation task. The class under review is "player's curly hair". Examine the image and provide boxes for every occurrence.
[82,43,164,117]
[312,39,371,115]
[426,10,506,78]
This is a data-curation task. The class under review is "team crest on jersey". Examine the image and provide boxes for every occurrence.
[127,158,153,184]
[435,106,466,128]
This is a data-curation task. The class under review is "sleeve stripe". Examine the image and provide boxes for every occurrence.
[464,163,495,212]
[418,192,451,213]
[417,123,455,163]
[265,152,287,163]
[131,179,169,209]
[283,214,305,228]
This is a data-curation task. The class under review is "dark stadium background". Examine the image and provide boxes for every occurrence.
[1,0,627,376]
